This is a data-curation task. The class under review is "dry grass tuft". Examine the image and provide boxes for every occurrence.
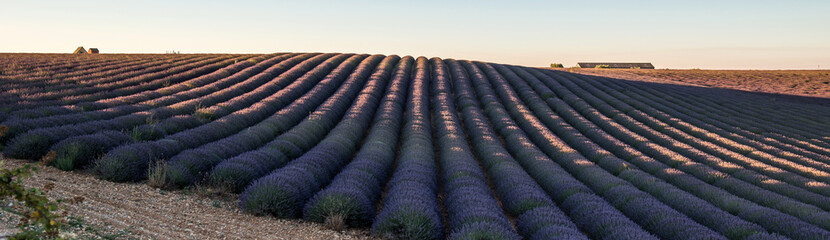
[147,161,167,188]
[40,150,57,166]
[324,213,346,232]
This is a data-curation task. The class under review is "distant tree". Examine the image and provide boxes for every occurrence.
[550,63,564,68]
[595,65,610,69]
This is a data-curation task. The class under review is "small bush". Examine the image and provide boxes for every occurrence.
[48,143,85,171]
[595,65,610,69]
[53,144,83,170]
[550,63,564,68]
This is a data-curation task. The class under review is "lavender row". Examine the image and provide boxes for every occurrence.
[621,83,830,184]
[0,54,109,81]
[1,55,149,106]
[370,57,443,239]
[7,54,226,115]
[0,54,198,78]
[2,54,293,162]
[69,56,257,111]
[5,57,223,118]
[487,62,725,239]
[48,116,190,171]
[1,56,153,97]
[0,54,273,143]
[200,54,390,191]
[459,60,654,239]
[1,54,286,160]
[538,69,830,238]
[513,66,784,239]
[656,81,830,147]
[4,55,247,118]
[692,87,830,139]
[1,56,223,110]
[602,75,830,166]
[302,56,412,227]
[237,55,399,218]
[600,74,830,175]
[692,87,830,134]
[2,54,166,85]
[562,71,830,199]
[119,52,322,144]
[8,55,201,101]
[445,59,587,240]
[0,55,163,92]
[164,54,387,189]
[0,54,99,80]
[159,53,367,188]
[428,58,520,239]
[46,130,135,171]
[93,53,350,182]
[571,72,830,198]
[546,69,830,228]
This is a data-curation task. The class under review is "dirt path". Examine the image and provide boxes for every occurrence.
[0,158,376,240]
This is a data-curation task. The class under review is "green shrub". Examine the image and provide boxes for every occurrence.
[53,143,83,171]
[595,65,610,69]
[550,63,564,68]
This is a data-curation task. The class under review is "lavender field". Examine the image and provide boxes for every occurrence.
[2,53,830,240]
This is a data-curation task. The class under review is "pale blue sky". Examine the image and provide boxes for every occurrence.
[1,0,828,69]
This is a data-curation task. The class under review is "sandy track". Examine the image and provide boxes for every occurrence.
[0,158,375,240]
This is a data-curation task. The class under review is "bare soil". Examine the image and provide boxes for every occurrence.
[555,68,830,99]
[0,158,376,240]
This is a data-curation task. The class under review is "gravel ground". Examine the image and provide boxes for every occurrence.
[0,158,376,240]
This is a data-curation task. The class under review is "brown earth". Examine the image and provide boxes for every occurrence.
[554,68,830,99]
[0,158,376,240]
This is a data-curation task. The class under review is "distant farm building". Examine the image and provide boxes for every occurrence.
[577,62,655,69]
[88,48,99,54]
[73,46,87,54]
